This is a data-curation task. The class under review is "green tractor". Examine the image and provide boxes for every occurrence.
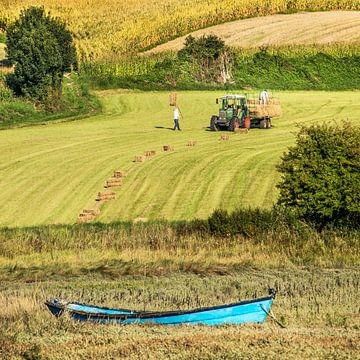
[210,95,249,132]
[210,94,281,131]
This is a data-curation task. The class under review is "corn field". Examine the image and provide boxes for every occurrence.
[1,0,359,61]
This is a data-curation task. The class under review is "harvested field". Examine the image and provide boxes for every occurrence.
[0,91,359,226]
[148,11,360,54]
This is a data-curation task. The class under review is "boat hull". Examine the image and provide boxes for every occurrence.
[45,296,273,326]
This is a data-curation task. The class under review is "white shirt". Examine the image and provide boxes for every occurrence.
[174,108,180,119]
[260,91,269,104]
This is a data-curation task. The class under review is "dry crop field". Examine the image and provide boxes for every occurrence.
[1,269,359,359]
[0,90,360,227]
[148,11,360,54]
[1,1,359,60]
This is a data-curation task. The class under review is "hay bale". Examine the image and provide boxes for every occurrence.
[163,145,174,151]
[113,170,127,178]
[145,150,156,157]
[96,191,116,201]
[105,178,122,188]
[234,128,249,134]
[83,209,100,216]
[135,155,146,162]
[169,92,177,106]
[220,134,229,141]
[77,212,95,223]
[187,140,197,146]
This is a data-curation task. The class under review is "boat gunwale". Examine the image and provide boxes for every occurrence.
[45,295,273,320]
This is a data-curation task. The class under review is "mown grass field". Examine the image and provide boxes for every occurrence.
[1,1,359,60]
[148,11,360,54]
[1,269,359,359]
[1,90,360,227]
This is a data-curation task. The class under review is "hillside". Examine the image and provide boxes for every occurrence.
[0,90,359,227]
[1,1,359,60]
[148,11,360,54]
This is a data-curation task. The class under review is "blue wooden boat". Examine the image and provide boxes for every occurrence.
[45,289,276,326]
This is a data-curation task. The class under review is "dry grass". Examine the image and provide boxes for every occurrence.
[0,269,359,359]
[1,2,359,60]
[148,11,360,54]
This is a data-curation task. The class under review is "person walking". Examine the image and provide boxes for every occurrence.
[173,106,181,130]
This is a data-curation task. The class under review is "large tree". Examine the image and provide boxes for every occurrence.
[277,122,360,228]
[6,6,77,104]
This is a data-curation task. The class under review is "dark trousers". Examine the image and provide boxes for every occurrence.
[173,118,180,130]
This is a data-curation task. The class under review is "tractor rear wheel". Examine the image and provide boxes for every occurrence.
[210,116,219,131]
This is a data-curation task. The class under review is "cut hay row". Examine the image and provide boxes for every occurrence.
[75,139,199,223]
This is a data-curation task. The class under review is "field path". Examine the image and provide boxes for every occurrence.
[147,11,360,54]
[0,91,359,226]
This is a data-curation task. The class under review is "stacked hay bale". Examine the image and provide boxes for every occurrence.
[187,140,197,146]
[248,95,282,118]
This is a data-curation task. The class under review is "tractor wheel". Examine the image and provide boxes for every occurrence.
[210,116,219,131]
[229,117,236,132]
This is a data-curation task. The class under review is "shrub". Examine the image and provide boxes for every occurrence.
[277,122,360,229]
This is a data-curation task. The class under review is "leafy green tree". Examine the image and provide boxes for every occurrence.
[277,122,360,228]
[5,7,77,105]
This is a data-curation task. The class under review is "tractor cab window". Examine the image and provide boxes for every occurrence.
[222,99,228,109]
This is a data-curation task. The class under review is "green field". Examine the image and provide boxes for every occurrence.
[1,90,360,227]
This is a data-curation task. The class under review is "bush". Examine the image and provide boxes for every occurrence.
[277,122,360,229]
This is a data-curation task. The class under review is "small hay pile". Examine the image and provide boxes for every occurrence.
[187,140,197,146]
[235,128,249,134]
[77,208,100,223]
[145,150,156,157]
[113,170,127,178]
[105,178,122,188]
[96,191,116,201]
[220,134,229,141]
[163,145,174,151]
[135,155,146,162]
